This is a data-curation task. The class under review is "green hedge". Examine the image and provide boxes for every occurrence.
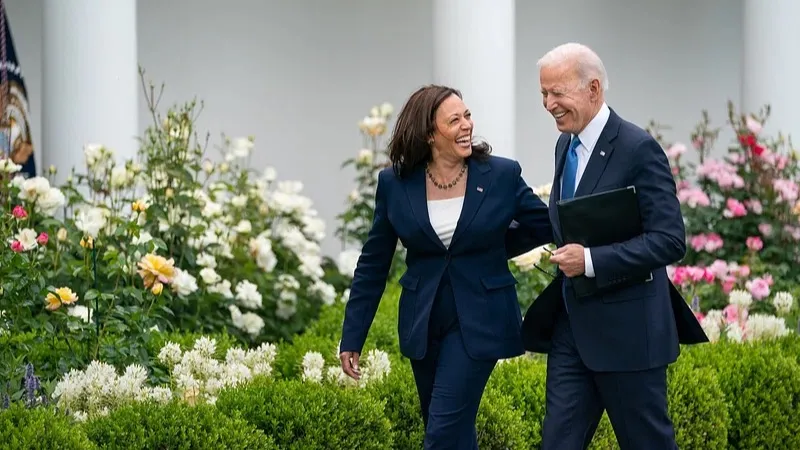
[215,377,393,449]
[83,401,275,449]
[680,341,800,449]
[2,281,799,449]
[0,403,96,450]
[2,336,799,449]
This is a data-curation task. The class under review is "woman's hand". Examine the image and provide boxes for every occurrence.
[339,351,361,380]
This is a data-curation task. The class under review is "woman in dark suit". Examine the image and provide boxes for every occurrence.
[339,85,552,449]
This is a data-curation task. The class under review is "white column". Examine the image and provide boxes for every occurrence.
[433,0,515,159]
[742,0,800,139]
[42,0,138,182]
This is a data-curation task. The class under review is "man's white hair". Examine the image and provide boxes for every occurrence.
[537,43,609,91]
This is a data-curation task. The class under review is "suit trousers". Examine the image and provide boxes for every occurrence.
[541,308,678,450]
[410,271,497,450]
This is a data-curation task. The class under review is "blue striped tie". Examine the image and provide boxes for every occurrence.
[561,136,581,201]
[561,136,581,312]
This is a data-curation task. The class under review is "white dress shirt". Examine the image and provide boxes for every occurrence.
[559,102,610,278]
[428,196,465,248]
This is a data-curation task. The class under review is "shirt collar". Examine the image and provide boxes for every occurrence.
[573,102,610,154]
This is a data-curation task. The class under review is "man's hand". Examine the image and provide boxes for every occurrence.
[550,243,586,277]
[339,351,361,380]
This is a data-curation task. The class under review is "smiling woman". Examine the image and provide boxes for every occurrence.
[387,85,491,181]
[338,84,553,449]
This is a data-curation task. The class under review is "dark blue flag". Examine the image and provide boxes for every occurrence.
[0,2,35,177]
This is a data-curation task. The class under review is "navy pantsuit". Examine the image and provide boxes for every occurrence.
[512,109,709,449]
[340,156,552,448]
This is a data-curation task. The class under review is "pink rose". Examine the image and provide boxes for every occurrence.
[745,277,770,300]
[776,155,789,170]
[783,225,800,241]
[666,143,687,159]
[696,160,745,189]
[37,232,49,246]
[670,265,713,285]
[737,265,751,278]
[708,260,729,279]
[704,233,724,252]
[721,276,737,294]
[689,235,707,252]
[723,303,747,324]
[10,240,23,252]
[723,198,747,218]
[746,236,763,251]
[745,116,763,135]
[758,223,773,237]
[12,205,27,219]
[773,179,799,204]
[677,187,711,208]
[745,199,763,214]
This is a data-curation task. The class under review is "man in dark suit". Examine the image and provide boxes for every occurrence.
[521,43,708,449]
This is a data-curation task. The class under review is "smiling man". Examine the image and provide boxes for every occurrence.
[527,42,708,450]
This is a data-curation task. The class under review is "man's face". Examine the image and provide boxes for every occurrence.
[539,62,599,134]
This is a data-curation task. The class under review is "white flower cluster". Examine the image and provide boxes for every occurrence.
[51,336,278,421]
[699,289,793,343]
[743,313,791,342]
[533,182,552,202]
[78,135,339,335]
[7,174,66,217]
[52,361,172,422]
[358,102,394,136]
[301,348,391,387]
[728,289,753,308]
[228,304,266,337]
[337,249,361,279]
[773,291,795,315]
[158,336,277,406]
[274,274,301,320]
[511,244,553,272]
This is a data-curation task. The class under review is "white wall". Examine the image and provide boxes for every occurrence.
[7,0,743,256]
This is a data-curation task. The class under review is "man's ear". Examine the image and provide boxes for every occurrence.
[589,79,602,100]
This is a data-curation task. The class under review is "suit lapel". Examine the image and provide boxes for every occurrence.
[550,134,571,245]
[574,137,613,197]
[450,158,492,246]
[552,134,570,202]
[574,109,621,197]
[404,167,446,250]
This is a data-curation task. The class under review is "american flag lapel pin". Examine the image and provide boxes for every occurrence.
[477,186,484,193]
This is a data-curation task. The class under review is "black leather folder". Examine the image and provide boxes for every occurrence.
[556,185,653,297]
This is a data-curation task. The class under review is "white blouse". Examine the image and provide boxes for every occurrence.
[427,196,465,248]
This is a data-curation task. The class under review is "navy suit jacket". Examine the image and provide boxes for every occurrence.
[517,109,708,372]
[340,155,552,361]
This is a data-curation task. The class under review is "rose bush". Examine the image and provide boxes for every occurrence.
[0,73,340,385]
[335,102,406,287]
[649,102,799,340]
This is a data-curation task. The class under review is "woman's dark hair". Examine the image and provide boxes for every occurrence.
[387,84,491,178]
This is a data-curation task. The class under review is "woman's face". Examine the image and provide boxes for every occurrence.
[430,94,473,162]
